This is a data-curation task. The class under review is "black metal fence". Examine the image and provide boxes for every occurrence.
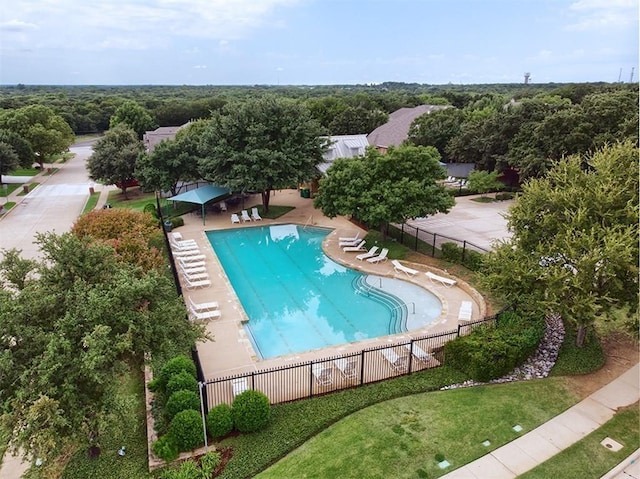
[201,314,500,413]
[388,222,489,260]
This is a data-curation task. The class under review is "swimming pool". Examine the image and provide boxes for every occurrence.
[206,224,441,359]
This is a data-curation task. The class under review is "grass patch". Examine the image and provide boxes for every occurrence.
[470,196,495,203]
[247,204,295,220]
[108,188,157,211]
[257,378,579,479]
[8,168,39,176]
[550,324,605,376]
[17,183,39,196]
[363,230,413,261]
[57,366,153,479]
[0,184,20,197]
[82,192,101,214]
[1,202,15,213]
[520,403,640,479]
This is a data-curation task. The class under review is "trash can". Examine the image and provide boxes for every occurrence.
[163,220,173,232]
[301,188,310,198]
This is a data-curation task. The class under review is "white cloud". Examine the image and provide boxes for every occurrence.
[566,0,637,31]
[0,19,39,32]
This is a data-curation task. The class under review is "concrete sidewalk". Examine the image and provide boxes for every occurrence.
[441,363,640,479]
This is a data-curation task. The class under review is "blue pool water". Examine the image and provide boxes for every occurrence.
[206,224,438,359]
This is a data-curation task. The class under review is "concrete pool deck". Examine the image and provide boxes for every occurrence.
[173,188,485,380]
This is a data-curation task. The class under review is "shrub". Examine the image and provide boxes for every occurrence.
[445,312,545,382]
[143,202,159,219]
[495,192,515,201]
[463,250,484,271]
[166,390,200,420]
[207,403,233,439]
[158,355,197,391]
[200,451,222,476]
[152,434,179,462]
[232,390,271,433]
[169,216,184,228]
[166,371,199,397]
[169,409,204,452]
[440,242,463,262]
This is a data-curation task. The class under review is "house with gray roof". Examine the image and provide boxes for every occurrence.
[367,105,449,153]
[317,134,369,174]
[143,123,190,152]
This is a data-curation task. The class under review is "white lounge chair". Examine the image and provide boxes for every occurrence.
[182,275,211,290]
[232,377,248,397]
[367,248,389,264]
[182,270,209,281]
[334,358,358,380]
[251,207,262,221]
[231,213,240,224]
[343,240,367,252]
[392,260,419,276]
[219,201,227,212]
[356,246,379,261]
[177,258,205,269]
[403,344,441,366]
[188,304,221,321]
[172,248,202,257]
[425,271,457,287]
[338,232,360,243]
[241,210,251,222]
[458,301,473,322]
[171,241,199,252]
[180,264,207,275]
[177,254,206,263]
[188,296,219,312]
[380,348,408,372]
[312,363,333,386]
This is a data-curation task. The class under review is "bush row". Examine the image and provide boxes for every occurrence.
[440,242,484,271]
[444,310,545,382]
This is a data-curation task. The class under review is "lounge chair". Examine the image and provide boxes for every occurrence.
[231,213,240,224]
[392,260,419,276]
[425,271,457,287]
[339,237,363,247]
[180,264,207,275]
[367,248,389,263]
[241,210,251,222]
[403,344,441,366]
[177,258,205,269]
[171,241,199,252]
[334,358,358,380]
[251,207,262,221]
[343,240,367,252]
[219,201,227,212]
[182,275,211,290]
[177,254,206,263]
[188,296,219,312]
[172,248,202,257]
[312,363,333,386]
[181,270,209,281]
[380,348,408,372]
[338,232,360,243]
[356,246,379,261]
[458,301,473,322]
[188,304,221,321]
[232,377,248,397]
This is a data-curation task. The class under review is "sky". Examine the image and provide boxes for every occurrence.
[1,0,638,86]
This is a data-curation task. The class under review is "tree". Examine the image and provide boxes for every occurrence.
[481,142,639,346]
[467,170,502,197]
[198,96,328,212]
[136,121,205,196]
[87,126,144,198]
[109,100,157,139]
[0,143,19,185]
[0,232,203,461]
[406,107,463,161]
[0,105,74,169]
[0,130,34,169]
[314,145,454,238]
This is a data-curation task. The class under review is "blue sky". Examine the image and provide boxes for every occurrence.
[1,0,637,85]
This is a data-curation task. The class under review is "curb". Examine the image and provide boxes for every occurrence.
[600,448,640,479]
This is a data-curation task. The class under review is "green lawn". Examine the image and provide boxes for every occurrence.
[0,185,20,197]
[520,403,639,479]
[257,378,579,479]
[82,192,101,214]
[108,189,157,211]
[8,168,39,176]
[17,183,39,196]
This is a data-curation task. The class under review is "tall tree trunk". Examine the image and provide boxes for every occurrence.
[379,222,388,241]
[261,189,271,213]
[576,324,587,347]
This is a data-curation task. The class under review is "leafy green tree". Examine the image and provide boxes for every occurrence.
[0,105,74,169]
[407,107,463,161]
[328,106,387,135]
[0,232,203,461]
[109,100,157,139]
[136,121,205,196]
[87,126,144,198]
[314,145,454,238]
[481,142,639,346]
[467,170,502,196]
[199,96,328,212]
[0,130,34,168]
[0,143,19,185]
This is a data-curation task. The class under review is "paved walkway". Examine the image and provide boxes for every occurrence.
[441,363,639,479]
